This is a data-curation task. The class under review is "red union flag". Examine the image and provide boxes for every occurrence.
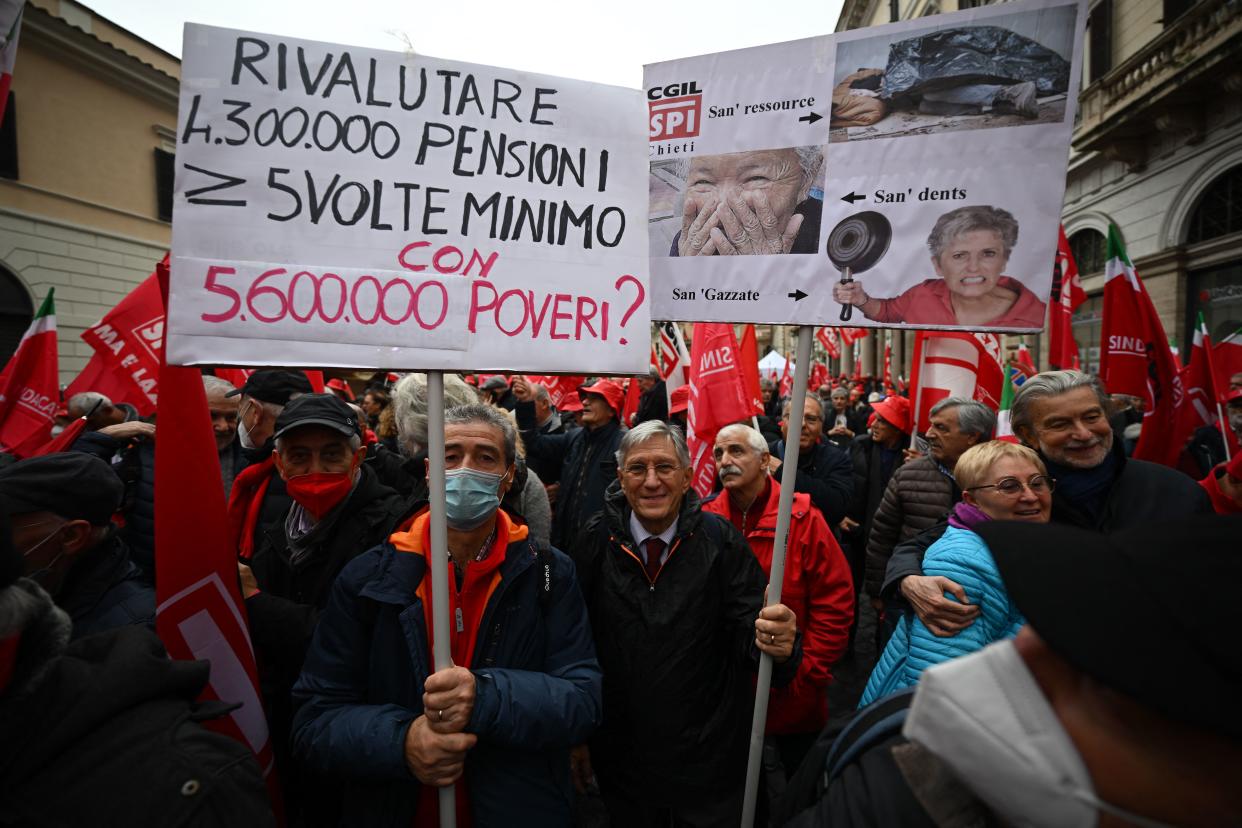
[0,289,59,457]
[816,327,841,360]
[1048,225,1086,370]
[687,323,753,496]
[736,324,764,416]
[78,263,166,416]
[909,331,1004,435]
[152,263,277,805]
[1099,225,1183,467]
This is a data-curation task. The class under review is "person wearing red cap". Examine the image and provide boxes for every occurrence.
[668,385,690,434]
[511,376,626,550]
[1200,451,1242,514]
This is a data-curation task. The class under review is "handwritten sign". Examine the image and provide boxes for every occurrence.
[169,24,649,372]
[646,0,1085,333]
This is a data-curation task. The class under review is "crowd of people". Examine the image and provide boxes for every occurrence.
[1,363,1239,827]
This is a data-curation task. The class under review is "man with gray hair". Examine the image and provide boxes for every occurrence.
[571,419,801,825]
[865,397,994,646]
[883,370,1211,643]
[671,147,823,256]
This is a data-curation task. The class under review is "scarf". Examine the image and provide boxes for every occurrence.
[1044,449,1117,524]
[948,500,992,531]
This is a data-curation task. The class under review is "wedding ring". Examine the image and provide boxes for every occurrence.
[438,709,445,722]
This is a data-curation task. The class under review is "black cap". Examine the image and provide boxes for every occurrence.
[273,393,357,440]
[977,515,1242,740]
[0,453,123,526]
[480,376,508,391]
[225,369,313,406]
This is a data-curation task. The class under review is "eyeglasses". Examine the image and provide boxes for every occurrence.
[967,475,1055,497]
[622,462,681,480]
[802,414,824,424]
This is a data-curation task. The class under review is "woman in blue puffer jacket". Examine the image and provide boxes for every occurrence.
[860,441,1053,705]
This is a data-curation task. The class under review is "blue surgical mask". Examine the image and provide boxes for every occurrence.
[444,467,506,530]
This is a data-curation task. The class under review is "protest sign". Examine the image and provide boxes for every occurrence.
[169,25,648,373]
[646,0,1085,334]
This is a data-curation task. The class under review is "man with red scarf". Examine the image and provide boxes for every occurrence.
[291,403,600,826]
[238,393,405,826]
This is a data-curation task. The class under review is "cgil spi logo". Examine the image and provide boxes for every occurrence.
[648,81,702,141]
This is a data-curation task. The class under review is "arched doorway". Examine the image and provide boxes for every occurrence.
[0,264,33,366]
[1184,165,1242,353]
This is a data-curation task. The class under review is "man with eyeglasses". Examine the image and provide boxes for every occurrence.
[883,370,1211,643]
[571,420,801,826]
[767,395,854,528]
[225,370,313,560]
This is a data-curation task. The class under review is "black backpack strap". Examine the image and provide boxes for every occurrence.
[822,688,917,784]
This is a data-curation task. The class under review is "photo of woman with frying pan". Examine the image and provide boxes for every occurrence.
[832,205,1045,328]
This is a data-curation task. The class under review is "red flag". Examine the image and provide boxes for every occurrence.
[621,377,641,426]
[152,263,278,806]
[736,324,764,416]
[658,321,691,404]
[816,327,841,360]
[0,289,59,457]
[78,265,166,416]
[1015,341,1036,375]
[1099,226,1183,467]
[687,323,755,497]
[1213,331,1242,397]
[1048,225,1086,370]
[909,331,1005,435]
[883,338,894,391]
[1170,315,1224,473]
[778,353,793,398]
[215,368,254,388]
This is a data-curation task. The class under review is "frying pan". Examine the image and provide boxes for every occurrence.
[827,211,892,322]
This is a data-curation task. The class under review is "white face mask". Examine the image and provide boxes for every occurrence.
[903,640,1174,828]
[238,401,259,450]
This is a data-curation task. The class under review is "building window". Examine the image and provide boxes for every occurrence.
[1163,0,1200,25]
[1069,228,1108,276]
[1187,165,1242,245]
[958,0,988,8]
[1186,262,1242,358]
[0,92,17,180]
[1071,294,1104,375]
[154,148,174,222]
[0,264,32,366]
[1086,0,1112,84]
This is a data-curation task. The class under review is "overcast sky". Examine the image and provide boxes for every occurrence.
[80,0,846,88]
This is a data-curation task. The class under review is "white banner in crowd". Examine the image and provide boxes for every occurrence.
[168,24,649,372]
[646,0,1085,333]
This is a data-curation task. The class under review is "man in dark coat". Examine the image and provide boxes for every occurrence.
[291,403,601,826]
[0,531,274,826]
[768,395,854,528]
[884,371,1213,639]
[0,452,152,640]
[572,420,800,825]
[523,381,569,490]
[633,369,668,426]
[239,393,405,826]
[513,376,626,550]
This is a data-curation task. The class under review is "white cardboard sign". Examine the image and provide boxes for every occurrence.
[169,24,649,372]
[646,0,1085,333]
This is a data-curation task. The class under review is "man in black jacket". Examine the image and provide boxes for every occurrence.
[884,370,1213,638]
[513,376,626,550]
[238,393,405,826]
[572,420,800,826]
[633,369,669,426]
[0,452,153,640]
[768,395,853,528]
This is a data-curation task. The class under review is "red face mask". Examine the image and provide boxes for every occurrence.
[285,471,353,519]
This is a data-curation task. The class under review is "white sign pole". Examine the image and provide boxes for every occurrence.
[425,371,456,828]
[741,324,813,828]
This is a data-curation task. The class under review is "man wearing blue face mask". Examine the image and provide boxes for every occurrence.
[292,403,602,827]
[0,451,152,640]
[777,514,1242,828]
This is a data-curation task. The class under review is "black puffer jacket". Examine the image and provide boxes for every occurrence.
[0,586,274,827]
[864,456,959,598]
[573,484,801,803]
[845,434,909,582]
[518,401,624,550]
[769,438,854,527]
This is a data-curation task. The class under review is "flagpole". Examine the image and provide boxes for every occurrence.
[1200,315,1231,463]
[425,371,457,828]
[741,324,813,828]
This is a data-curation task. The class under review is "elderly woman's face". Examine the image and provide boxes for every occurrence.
[964,456,1051,523]
[932,229,1009,298]
[686,149,807,227]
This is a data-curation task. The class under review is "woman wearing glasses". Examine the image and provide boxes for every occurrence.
[859,441,1052,705]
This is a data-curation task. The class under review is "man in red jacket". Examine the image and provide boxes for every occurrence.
[703,423,854,782]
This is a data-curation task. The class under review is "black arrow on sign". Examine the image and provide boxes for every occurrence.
[788,289,808,301]
[841,192,866,204]
[798,111,823,125]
